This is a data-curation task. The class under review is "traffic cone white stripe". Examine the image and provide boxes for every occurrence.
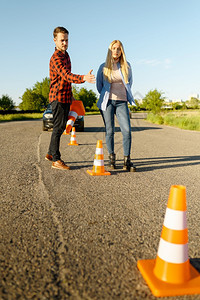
[96,148,103,155]
[157,238,188,263]
[94,159,104,166]
[163,208,187,230]
[71,137,76,141]
[67,119,75,127]
[68,111,78,118]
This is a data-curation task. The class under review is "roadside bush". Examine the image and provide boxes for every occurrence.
[147,112,200,131]
[147,113,164,124]
[163,113,175,126]
[85,100,99,113]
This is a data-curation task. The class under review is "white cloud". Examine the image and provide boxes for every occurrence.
[136,58,172,69]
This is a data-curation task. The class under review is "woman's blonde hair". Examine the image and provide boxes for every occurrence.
[103,40,129,84]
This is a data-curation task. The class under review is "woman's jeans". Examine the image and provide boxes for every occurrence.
[48,100,70,161]
[100,100,132,156]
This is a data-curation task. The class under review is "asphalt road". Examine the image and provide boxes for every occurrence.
[0,114,200,300]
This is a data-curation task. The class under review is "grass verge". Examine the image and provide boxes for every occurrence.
[147,112,200,131]
[0,113,43,122]
[0,111,100,123]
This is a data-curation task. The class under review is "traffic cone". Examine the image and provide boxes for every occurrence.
[137,185,200,297]
[87,140,111,176]
[68,127,79,146]
[65,100,85,134]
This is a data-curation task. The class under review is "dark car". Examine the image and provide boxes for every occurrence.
[43,104,53,131]
[43,103,84,132]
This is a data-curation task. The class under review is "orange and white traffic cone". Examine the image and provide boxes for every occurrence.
[65,100,85,134]
[68,127,78,146]
[87,140,111,176]
[137,185,200,297]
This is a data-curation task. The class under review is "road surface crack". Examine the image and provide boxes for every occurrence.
[35,133,72,297]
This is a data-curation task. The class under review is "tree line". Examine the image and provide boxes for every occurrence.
[19,77,98,111]
[0,77,199,112]
[0,77,98,111]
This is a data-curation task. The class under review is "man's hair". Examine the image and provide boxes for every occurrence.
[53,27,69,38]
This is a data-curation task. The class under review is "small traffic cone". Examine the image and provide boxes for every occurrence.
[68,127,78,146]
[137,185,200,297]
[87,140,111,176]
[65,100,85,134]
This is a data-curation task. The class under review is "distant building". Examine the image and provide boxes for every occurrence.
[165,98,184,104]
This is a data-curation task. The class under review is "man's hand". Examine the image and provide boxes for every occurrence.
[83,70,96,83]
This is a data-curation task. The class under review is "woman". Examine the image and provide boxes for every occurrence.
[96,40,136,171]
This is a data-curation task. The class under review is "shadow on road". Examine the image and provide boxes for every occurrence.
[84,126,162,133]
[132,155,200,172]
[190,258,200,273]
[64,155,200,172]
[84,127,105,133]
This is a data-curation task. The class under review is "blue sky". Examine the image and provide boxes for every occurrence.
[1,0,200,105]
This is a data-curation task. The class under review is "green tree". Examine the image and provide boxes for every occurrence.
[188,97,199,109]
[0,94,15,110]
[19,77,50,110]
[142,89,165,114]
[181,102,187,110]
[72,85,80,100]
[172,102,182,110]
[33,77,50,100]
[19,89,46,110]
[130,99,141,112]
[72,86,97,109]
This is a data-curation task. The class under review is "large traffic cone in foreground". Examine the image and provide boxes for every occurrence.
[64,100,85,134]
[137,185,200,297]
[68,127,78,146]
[87,140,111,176]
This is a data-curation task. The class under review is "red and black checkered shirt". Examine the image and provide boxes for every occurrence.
[49,49,85,103]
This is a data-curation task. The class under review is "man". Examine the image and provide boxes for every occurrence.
[45,27,95,170]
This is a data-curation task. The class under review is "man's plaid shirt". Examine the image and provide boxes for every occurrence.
[49,49,85,103]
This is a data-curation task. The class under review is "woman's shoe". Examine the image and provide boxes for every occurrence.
[123,155,136,172]
[108,153,116,169]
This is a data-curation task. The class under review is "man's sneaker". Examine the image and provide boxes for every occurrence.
[45,154,53,161]
[52,160,70,170]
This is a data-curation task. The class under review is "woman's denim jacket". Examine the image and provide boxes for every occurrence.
[96,62,136,111]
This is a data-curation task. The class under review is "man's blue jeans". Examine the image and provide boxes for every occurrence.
[100,100,132,156]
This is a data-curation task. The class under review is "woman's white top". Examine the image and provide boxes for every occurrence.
[110,63,127,101]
